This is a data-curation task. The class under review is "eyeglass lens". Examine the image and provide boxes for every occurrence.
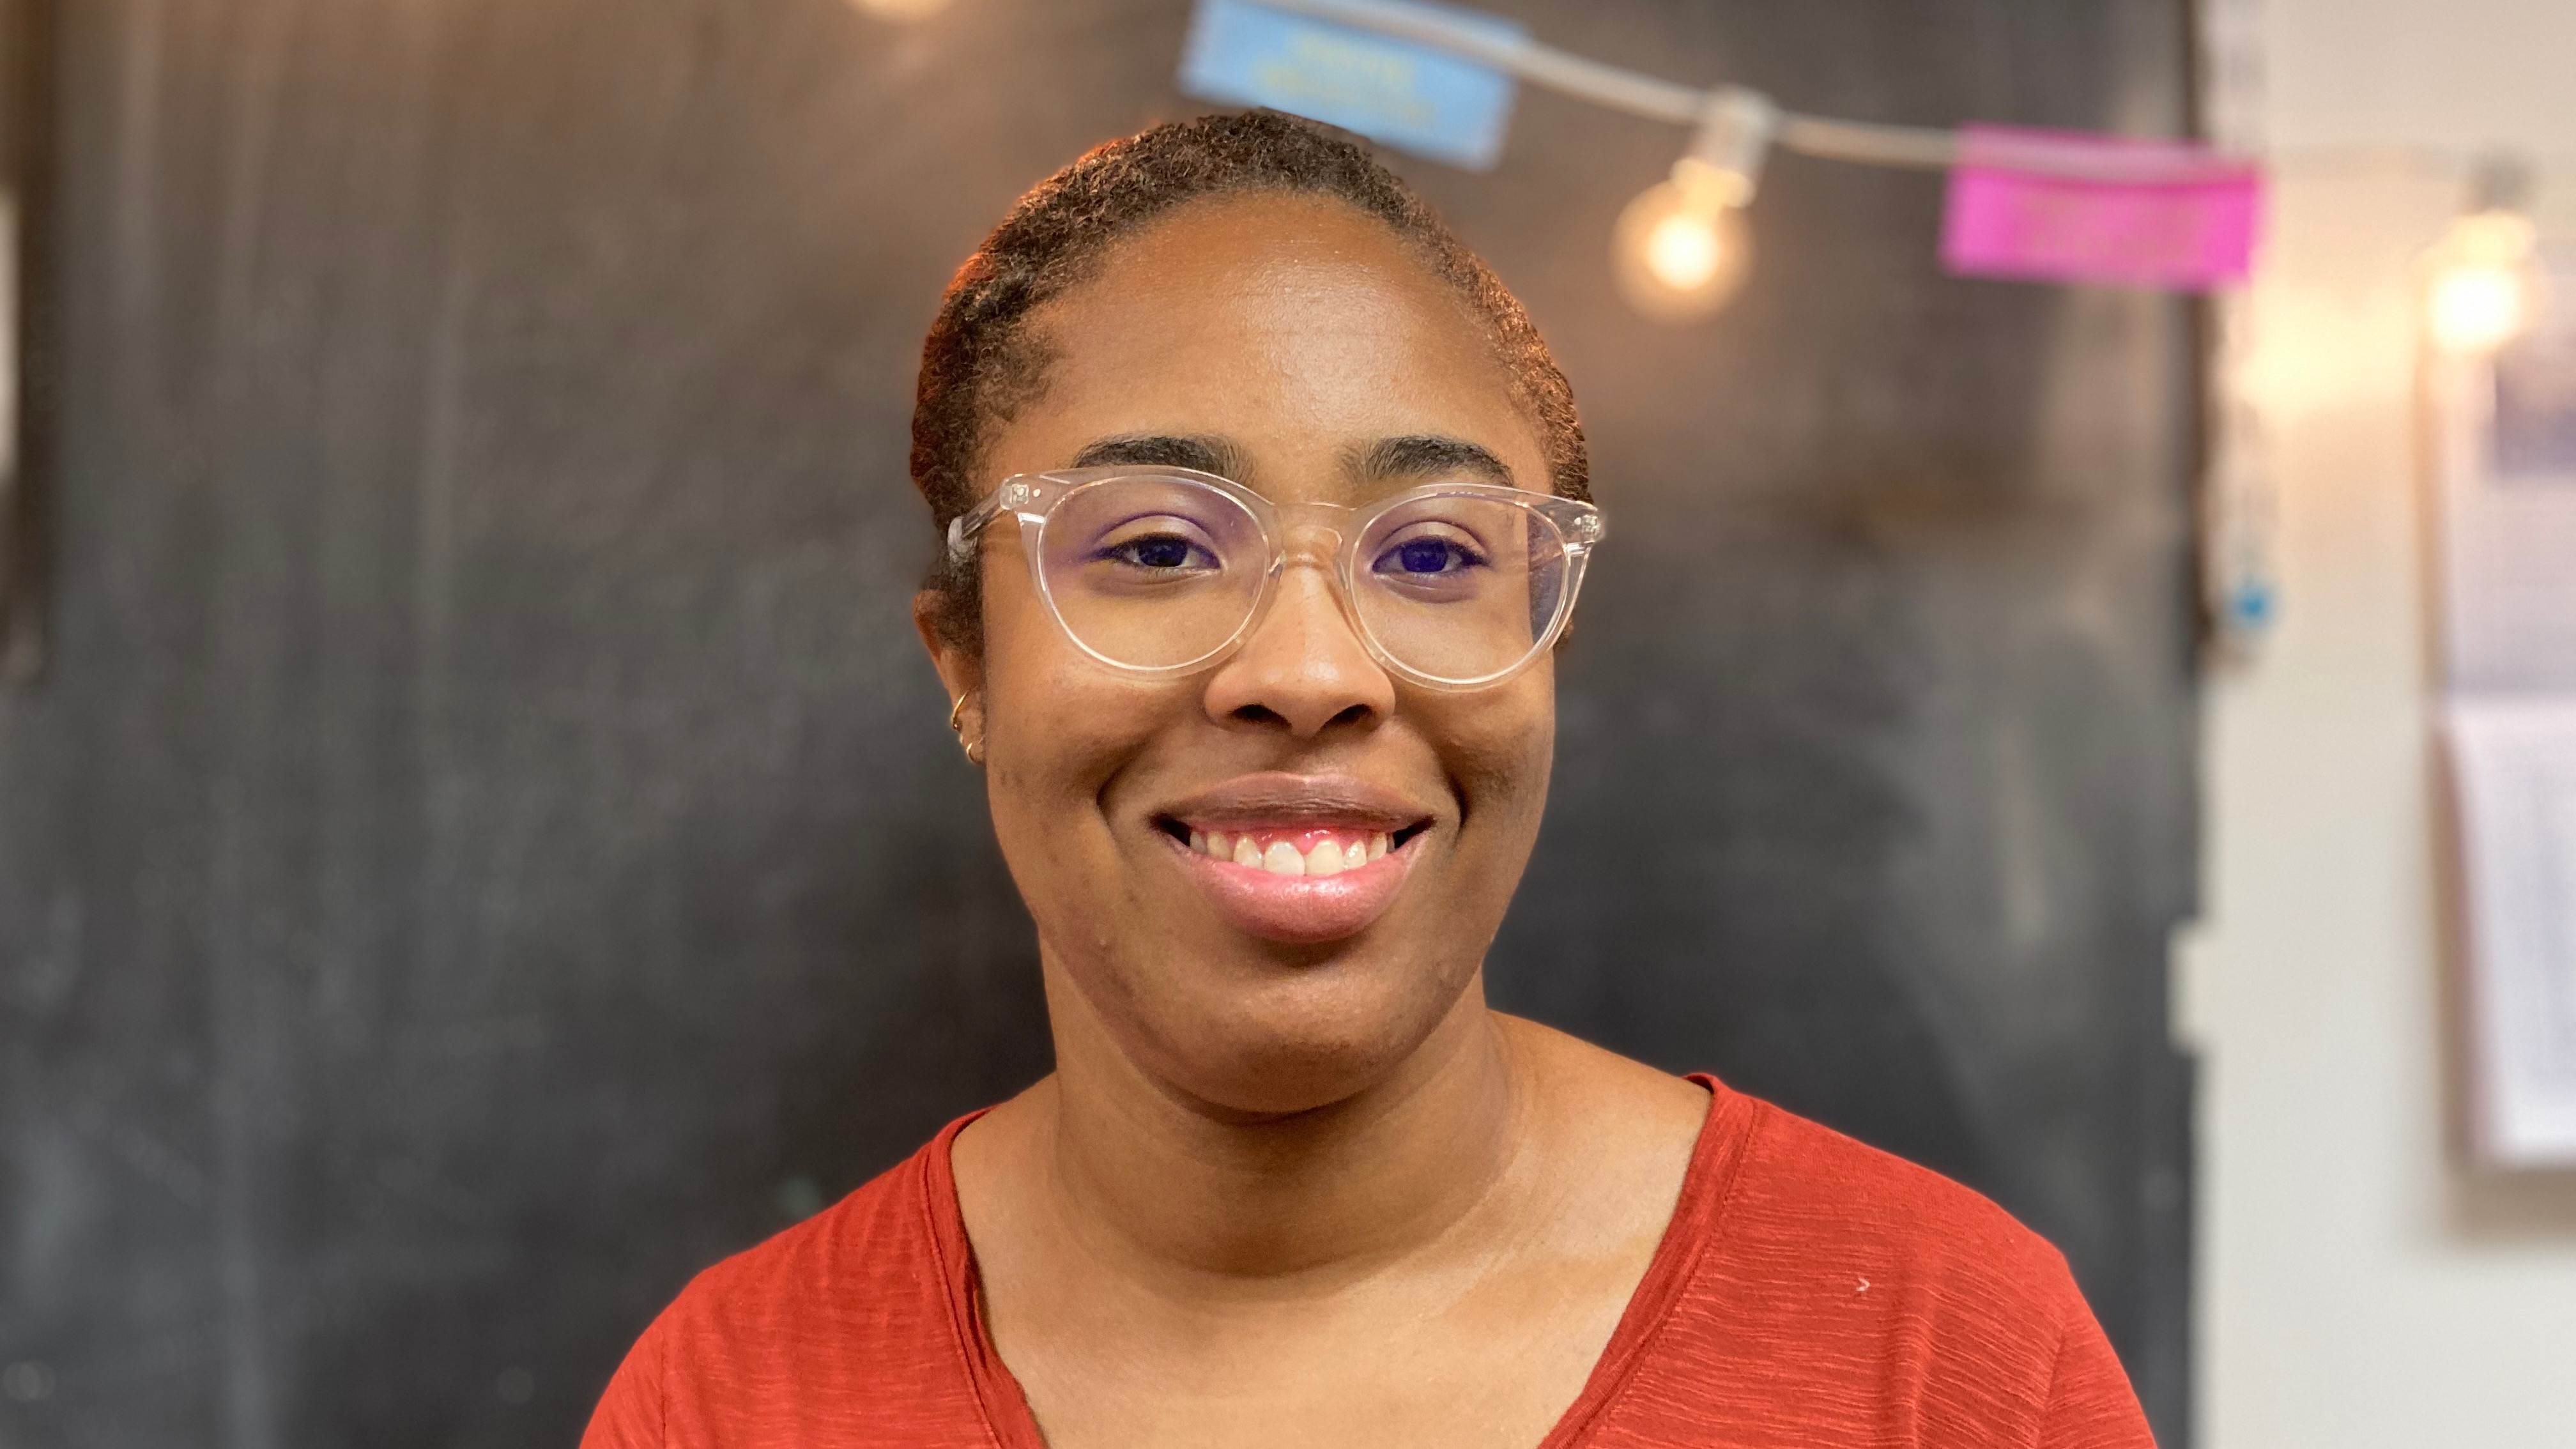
[1035,477,1570,683]
[1040,477,1270,670]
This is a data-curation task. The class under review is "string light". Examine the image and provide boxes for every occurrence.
[1614,164,1752,320]
[2425,157,2547,355]
[1224,1,2559,332]
[1613,89,1774,323]
[1249,0,2274,325]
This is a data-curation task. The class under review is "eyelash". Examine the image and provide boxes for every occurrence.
[1374,535,1489,575]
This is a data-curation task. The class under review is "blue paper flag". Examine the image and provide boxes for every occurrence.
[1177,0,1524,172]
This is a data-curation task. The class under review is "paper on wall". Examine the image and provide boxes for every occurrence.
[2447,699,2576,1166]
[1176,0,1524,172]
[1940,125,2263,290]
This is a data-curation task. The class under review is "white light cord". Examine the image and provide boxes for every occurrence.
[1256,0,2279,180]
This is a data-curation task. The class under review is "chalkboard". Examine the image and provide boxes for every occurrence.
[0,1,2197,1445]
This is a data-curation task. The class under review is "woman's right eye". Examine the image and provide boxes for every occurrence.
[1100,532,1216,571]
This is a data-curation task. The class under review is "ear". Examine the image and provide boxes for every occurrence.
[914,589,985,740]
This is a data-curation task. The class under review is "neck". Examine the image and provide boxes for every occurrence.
[1022,956,1529,1285]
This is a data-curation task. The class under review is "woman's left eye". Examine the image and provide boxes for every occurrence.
[1376,537,1483,576]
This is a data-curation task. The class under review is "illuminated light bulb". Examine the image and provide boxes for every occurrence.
[2424,176,2547,355]
[848,0,951,19]
[1614,159,1754,323]
[2429,263,2533,355]
[1643,211,1725,291]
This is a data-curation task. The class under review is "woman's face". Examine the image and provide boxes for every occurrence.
[924,194,1560,1116]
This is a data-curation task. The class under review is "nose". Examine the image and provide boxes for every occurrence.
[1200,561,1395,738]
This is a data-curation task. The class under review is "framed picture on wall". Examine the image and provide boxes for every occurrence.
[2428,242,2576,1170]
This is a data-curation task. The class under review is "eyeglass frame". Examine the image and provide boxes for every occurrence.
[943,465,1606,693]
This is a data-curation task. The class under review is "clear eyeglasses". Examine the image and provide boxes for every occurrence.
[946,466,1606,692]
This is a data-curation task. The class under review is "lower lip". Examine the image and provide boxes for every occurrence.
[1164,832,1423,946]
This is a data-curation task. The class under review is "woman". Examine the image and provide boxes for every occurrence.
[582,111,2152,1448]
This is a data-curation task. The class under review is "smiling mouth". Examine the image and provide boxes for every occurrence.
[1154,820,1433,878]
[1146,773,1438,944]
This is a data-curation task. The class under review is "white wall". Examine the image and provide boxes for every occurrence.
[2181,3,2576,1446]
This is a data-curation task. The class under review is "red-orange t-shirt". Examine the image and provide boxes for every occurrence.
[581,1075,2154,1448]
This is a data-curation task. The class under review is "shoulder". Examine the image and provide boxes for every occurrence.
[1593,1086,2150,1447]
[662,1141,951,1344]
[1721,1091,2078,1305]
[579,1123,999,1449]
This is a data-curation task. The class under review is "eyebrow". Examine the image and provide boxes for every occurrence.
[1351,435,1516,489]
[1065,431,1518,492]
[1069,434,1247,477]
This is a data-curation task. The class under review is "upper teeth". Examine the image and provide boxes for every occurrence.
[1187,828,1393,877]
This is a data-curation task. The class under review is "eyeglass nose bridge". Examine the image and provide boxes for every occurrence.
[1237,504,1372,659]
[1268,503,1355,572]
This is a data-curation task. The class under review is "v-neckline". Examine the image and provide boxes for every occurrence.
[921,1074,1761,1449]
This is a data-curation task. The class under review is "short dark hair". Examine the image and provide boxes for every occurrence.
[908,109,1588,652]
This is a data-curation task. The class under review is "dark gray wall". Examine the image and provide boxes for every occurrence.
[0,1,2198,1445]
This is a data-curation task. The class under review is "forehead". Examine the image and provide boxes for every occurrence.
[987,194,1543,491]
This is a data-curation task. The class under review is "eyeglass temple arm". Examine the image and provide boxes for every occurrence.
[945,496,1002,565]
[946,479,1053,564]
[1547,500,1607,552]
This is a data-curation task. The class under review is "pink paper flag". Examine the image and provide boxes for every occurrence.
[1941,124,2263,290]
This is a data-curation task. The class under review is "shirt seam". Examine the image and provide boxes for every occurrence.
[654,1305,670,1449]
[2028,1284,2080,1448]
[1544,1084,1772,1447]
[921,1125,1021,1449]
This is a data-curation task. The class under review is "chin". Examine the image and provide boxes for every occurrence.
[1124,952,1475,1119]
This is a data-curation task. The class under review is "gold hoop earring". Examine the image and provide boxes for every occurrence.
[948,691,986,766]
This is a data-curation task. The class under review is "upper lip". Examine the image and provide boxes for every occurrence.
[1154,772,1434,833]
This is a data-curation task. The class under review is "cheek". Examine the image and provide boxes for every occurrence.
[1434,667,1557,842]
[976,566,1176,861]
